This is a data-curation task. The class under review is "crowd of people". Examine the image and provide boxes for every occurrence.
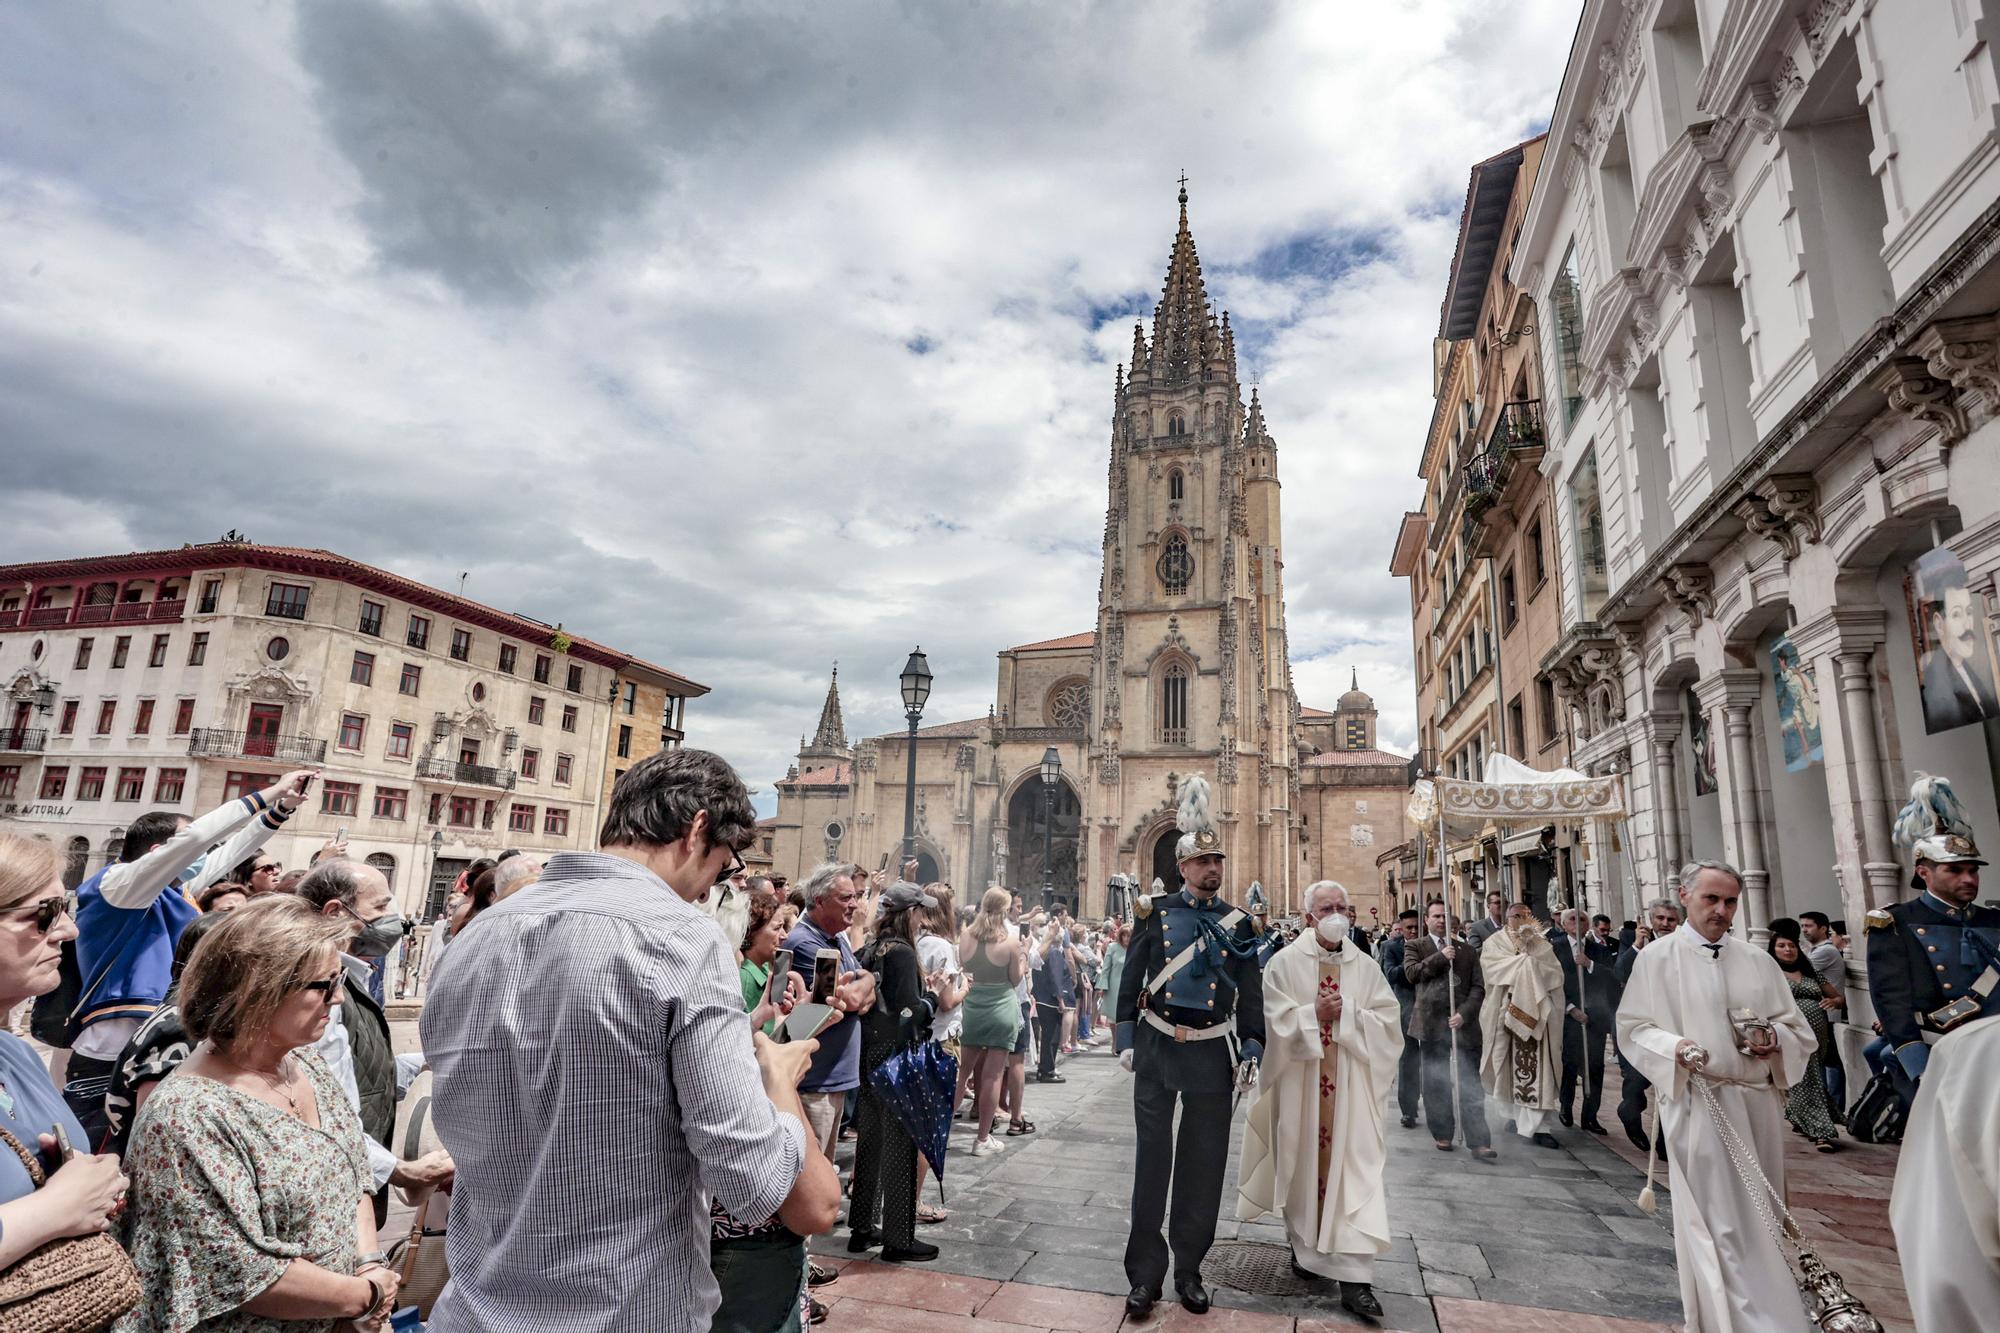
[0,752,1989,1332]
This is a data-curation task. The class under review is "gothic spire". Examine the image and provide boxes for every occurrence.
[809,664,847,752]
[1245,385,1267,442]
[1151,181,1215,386]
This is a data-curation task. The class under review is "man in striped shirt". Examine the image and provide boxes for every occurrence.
[423,750,840,1332]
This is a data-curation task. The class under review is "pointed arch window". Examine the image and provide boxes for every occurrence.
[1160,661,1190,745]
[1158,532,1194,596]
[1167,412,1186,437]
[1168,468,1185,501]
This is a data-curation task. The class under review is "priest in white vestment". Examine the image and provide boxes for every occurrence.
[1617,861,1816,1333]
[1237,880,1401,1320]
[1478,904,1565,1148]
[1891,1015,2000,1332]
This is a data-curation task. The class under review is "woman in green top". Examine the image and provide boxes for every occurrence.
[739,886,800,1035]
[956,888,1027,1158]
[1099,920,1128,1032]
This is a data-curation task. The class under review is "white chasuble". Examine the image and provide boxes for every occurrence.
[1890,1015,2000,1332]
[1236,932,1401,1282]
[1615,925,1816,1333]
[1477,926,1563,1121]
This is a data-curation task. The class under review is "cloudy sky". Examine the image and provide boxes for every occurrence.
[0,0,1573,800]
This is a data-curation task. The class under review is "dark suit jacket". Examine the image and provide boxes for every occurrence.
[1920,649,2000,732]
[1382,934,1415,1005]
[1583,934,1623,1017]
[1404,935,1482,1045]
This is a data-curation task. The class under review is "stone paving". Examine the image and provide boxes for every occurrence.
[813,1038,1695,1332]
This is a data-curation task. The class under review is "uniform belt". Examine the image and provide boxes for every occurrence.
[1140,1011,1234,1042]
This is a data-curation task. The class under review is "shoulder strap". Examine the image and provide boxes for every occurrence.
[1145,908,1245,994]
[0,1126,45,1188]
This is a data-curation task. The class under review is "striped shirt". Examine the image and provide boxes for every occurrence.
[420,852,808,1333]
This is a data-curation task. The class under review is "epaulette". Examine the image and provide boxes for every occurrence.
[1864,908,1895,933]
[1134,893,1159,921]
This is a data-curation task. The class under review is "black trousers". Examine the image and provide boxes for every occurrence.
[1126,1075,1232,1292]
[849,1083,918,1248]
[1418,1035,1489,1148]
[1035,1003,1065,1077]
[1615,1047,1651,1126]
[1560,1015,1607,1120]
[1395,1003,1422,1121]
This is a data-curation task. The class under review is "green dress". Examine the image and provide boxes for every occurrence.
[960,939,1022,1050]
[1101,940,1127,1017]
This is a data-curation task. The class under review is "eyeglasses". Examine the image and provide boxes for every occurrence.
[8,895,75,934]
[254,863,282,875]
[713,850,746,889]
[297,973,346,1005]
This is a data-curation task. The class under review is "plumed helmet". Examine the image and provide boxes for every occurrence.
[1893,773,1986,869]
[1174,773,1224,862]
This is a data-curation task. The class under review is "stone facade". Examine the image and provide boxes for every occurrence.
[598,666,697,816]
[770,191,1408,918]
[1507,0,2000,1033]
[0,542,704,917]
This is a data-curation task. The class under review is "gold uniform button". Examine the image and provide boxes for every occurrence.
[1943,982,1954,990]
[1937,964,1947,972]
[1928,945,1938,953]
[1918,928,1928,936]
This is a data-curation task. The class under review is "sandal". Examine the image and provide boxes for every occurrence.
[1007,1119,1036,1136]
[917,1204,950,1224]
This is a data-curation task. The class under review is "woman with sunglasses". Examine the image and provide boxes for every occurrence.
[0,836,129,1271]
[119,895,401,1331]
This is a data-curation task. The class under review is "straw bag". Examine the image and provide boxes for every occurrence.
[383,1094,448,1316]
[0,1129,141,1333]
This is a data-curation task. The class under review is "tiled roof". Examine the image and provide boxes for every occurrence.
[1299,706,1335,719]
[1006,631,1095,653]
[871,717,988,742]
[0,541,705,692]
[1304,748,1409,768]
[786,764,851,786]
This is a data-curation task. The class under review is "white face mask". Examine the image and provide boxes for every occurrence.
[1315,913,1350,948]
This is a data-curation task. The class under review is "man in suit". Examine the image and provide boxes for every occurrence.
[1915,562,2000,732]
[1032,922,1074,1082]
[1546,909,1599,1132]
[1405,899,1494,1161]
[1466,889,1509,954]
[1380,908,1423,1129]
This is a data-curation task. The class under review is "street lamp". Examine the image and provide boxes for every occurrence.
[1040,746,1061,908]
[899,648,932,868]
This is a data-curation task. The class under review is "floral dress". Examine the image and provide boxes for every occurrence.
[116,1051,373,1332]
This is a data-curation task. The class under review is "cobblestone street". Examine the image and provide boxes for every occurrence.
[787,1034,1912,1333]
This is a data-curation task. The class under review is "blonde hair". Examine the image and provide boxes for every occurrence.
[923,883,956,935]
[0,835,59,916]
[971,887,1012,944]
[180,896,352,1048]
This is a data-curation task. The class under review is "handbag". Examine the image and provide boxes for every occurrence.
[383,1095,449,1317]
[0,1129,141,1333]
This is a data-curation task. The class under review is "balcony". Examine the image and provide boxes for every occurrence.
[187,728,328,764]
[3,599,188,633]
[1463,400,1548,558]
[419,756,519,790]
[23,608,69,628]
[0,728,46,754]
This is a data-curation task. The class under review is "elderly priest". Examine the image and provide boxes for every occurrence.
[1478,902,1566,1149]
[1236,880,1400,1319]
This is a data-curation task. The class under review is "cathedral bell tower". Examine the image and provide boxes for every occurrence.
[1088,183,1299,906]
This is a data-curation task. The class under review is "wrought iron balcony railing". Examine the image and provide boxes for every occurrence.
[418,757,519,790]
[0,728,47,754]
[187,728,328,764]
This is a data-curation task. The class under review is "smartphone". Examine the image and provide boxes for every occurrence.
[335,825,349,844]
[51,1123,74,1166]
[811,948,840,1003]
[766,949,793,1008]
[1018,922,1030,939]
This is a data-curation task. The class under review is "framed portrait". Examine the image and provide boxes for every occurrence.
[1905,547,2000,735]
[1769,635,1823,772]
[1686,683,1718,797]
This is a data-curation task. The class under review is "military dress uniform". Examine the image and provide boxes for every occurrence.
[1114,887,1265,1307]
[1864,887,2000,1096]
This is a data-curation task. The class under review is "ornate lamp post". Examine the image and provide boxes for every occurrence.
[899,649,932,869]
[1040,746,1061,908]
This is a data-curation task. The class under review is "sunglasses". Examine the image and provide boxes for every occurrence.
[713,849,746,889]
[254,863,282,875]
[297,973,346,1005]
[9,895,75,934]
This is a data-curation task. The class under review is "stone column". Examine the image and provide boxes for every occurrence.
[1788,607,1900,922]
[1641,710,1686,888]
[1693,669,1773,938]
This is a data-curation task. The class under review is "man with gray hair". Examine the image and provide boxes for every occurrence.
[1616,861,1814,1331]
[491,856,543,902]
[295,859,450,1215]
[782,861,879,1160]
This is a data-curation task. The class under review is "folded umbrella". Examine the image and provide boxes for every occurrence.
[867,1040,959,1185]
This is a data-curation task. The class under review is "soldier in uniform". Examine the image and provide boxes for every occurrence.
[1115,775,1265,1317]
[1867,773,2000,1101]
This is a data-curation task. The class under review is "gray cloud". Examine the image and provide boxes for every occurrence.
[294,0,662,302]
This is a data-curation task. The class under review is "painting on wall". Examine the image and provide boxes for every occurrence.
[1686,684,1718,797]
[1905,547,2000,735]
[1769,636,1824,772]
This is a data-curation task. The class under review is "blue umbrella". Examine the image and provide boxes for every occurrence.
[867,1040,959,1184]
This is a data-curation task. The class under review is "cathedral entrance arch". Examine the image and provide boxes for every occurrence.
[1006,776,1080,909]
[1147,825,1182,893]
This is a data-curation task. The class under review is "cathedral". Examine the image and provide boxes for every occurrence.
[767,188,1410,921]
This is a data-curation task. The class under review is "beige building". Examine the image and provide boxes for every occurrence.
[768,189,1407,918]
[600,662,702,813]
[0,541,704,917]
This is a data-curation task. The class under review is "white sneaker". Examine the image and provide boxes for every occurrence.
[972,1138,1006,1156]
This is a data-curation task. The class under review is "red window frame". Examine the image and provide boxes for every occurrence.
[321,781,361,817]
[351,651,375,686]
[373,787,408,820]
[155,768,186,802]
[114,768,145,801]
[543,808,570,837]
[338,713,367,751]
[172,699,196,735]
[94,701,116,735]
[40,767,69,800]
[132,699,155,735]
[77,767,107,800]
[508,803,535,833]
[387,722,414,760]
